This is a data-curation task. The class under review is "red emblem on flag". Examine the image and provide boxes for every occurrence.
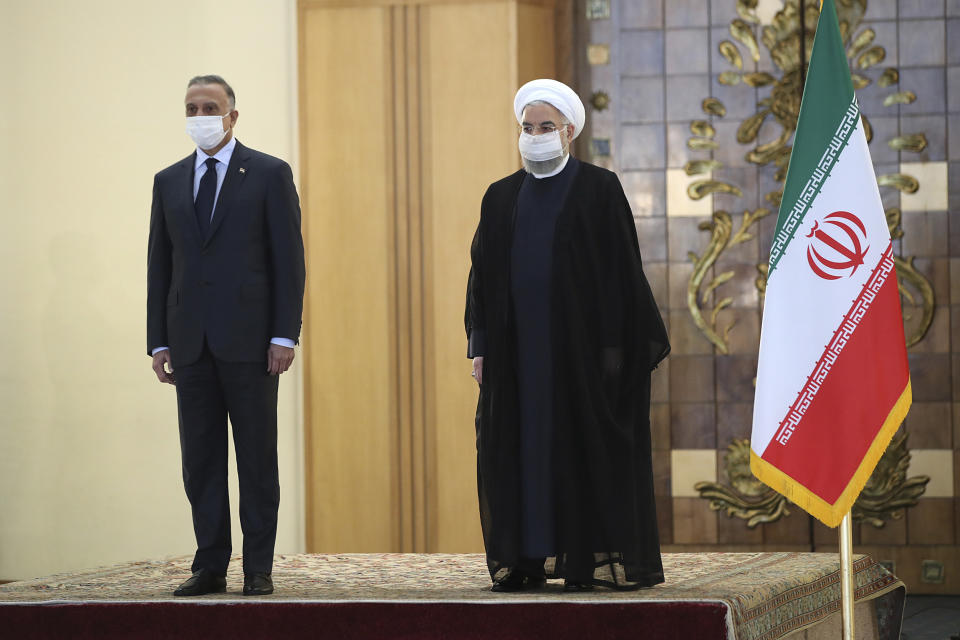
[805,211,870,280]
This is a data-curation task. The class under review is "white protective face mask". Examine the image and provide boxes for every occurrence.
[518,130,565,162]
[185,114,230,150]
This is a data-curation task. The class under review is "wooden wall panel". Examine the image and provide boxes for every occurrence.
[424,1,514,553]
[516,2,557,85]
[391,4,430,552]
[424,2,555,552]
[300,0,557,553]
[300,6,397,551]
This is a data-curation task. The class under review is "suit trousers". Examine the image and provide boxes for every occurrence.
[174,343,280,576]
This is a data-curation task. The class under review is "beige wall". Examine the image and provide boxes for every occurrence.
[0,0,303,580]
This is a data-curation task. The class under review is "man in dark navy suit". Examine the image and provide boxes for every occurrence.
[147,75,305,597]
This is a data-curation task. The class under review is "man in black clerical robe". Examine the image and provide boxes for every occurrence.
[465,79,670,592]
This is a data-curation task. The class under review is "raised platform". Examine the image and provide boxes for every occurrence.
[0,553,904,639]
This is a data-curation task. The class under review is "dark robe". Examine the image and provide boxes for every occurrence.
[510,157,579,559]
[465,159,670,589]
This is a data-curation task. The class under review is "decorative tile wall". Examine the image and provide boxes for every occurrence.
[581,0,960,593]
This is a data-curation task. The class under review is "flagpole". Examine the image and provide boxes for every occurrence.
[839,512,855,639]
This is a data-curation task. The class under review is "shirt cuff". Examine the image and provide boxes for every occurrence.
[151,346,169,356]
[271,337,296,348]
[467,330,486,358]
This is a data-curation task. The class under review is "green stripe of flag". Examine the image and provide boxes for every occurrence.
[768,0,856,278]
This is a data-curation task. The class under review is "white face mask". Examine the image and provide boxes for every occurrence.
[518,130,565,162]
[186,114,230,150]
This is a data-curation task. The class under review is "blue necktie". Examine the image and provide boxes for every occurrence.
[195,157,219,239]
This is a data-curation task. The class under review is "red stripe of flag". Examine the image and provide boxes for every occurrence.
[760,253,909,504]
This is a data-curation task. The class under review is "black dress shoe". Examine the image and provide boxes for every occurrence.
[563,579,594,592]
[490,571,547,593]
[243,572,274,596]
[173,569,226,596]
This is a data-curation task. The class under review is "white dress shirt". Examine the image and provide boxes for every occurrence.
[192,136,236,215]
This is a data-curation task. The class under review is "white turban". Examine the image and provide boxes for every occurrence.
[514,79,586,140]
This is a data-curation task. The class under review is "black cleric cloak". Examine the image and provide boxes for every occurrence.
[465,160,670,589]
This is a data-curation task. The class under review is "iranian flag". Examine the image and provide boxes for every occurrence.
[750,0,911,528]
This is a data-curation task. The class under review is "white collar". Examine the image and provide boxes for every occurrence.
[530,153,570,179]
[195,135,237,170]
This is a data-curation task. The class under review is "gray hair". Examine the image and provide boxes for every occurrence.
[187,75,236,109]
[522,100,570,125]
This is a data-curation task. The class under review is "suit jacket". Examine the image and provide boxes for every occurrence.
[147,140,306,368]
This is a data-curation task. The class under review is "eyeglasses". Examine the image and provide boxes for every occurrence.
[519,123,569,135]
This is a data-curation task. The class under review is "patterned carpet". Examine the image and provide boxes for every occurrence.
[0,552,903,640]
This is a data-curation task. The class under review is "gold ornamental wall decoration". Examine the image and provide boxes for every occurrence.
[687,0,934,526]
[694,439,790,527]
[684,206,770,354]
[685,0,935,355]
[887,207,935,347]
[695,433,930,528]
